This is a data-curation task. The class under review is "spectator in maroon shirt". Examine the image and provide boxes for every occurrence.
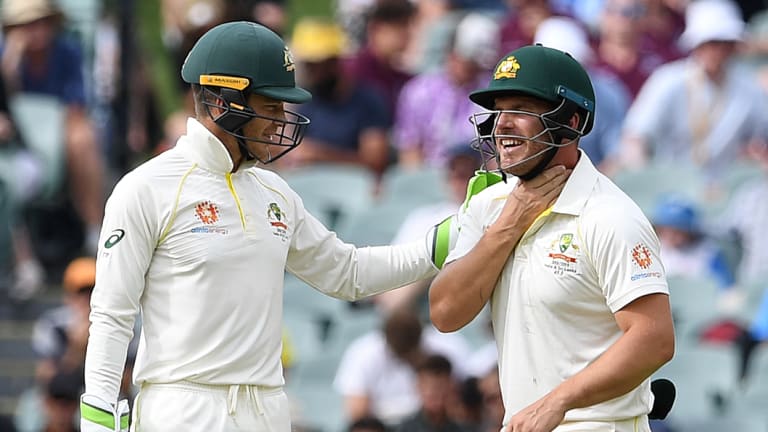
[498,0,564,54]
[592,0,681,98]
[344,0,416,118]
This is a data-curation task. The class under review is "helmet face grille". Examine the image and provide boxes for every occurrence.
[468,99,590,173]
[201,86,310,164]
[216,107,310,165]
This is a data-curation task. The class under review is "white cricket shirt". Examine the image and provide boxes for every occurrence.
[446,151,669,425]
[84,118,437,404]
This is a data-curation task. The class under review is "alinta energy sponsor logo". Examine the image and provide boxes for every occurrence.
[195,201,220,225]
[191,201,229,235]
[631,271,662,281]
[631,243,653,269]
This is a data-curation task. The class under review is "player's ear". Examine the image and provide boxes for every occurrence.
[569,111,580,130]
[208,92,228,115]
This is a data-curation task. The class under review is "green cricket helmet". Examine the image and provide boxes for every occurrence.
[468,45,595,178]
[181,21,311,164]
[182,21,311,103]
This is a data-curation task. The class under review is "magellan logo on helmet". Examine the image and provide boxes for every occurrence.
[283,48,295,72]
[199,75,250,90]
[494,56,521,80]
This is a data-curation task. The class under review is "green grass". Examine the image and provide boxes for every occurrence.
[287,0,335,28]
[138,0,182,119]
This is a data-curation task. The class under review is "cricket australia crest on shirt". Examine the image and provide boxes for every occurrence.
[543,232,581,276]
[267,202,289,241]
[191,200,229,235]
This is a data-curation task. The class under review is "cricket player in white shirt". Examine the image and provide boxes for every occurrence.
[429,45,675,432]
[78,21,520,432]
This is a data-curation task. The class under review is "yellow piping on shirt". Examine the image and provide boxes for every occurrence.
[532,207,552,226]
[248,171,288,204]
[226,173,247,229]
[491,195,553,238]
[158,163,197,246]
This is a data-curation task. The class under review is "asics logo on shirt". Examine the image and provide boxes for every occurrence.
[104,229,125,249]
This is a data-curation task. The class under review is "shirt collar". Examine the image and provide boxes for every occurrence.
[551,149,599,216]
[176,117,235,174]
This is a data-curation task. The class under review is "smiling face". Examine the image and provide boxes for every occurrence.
[492,94,557,176]
[490,93,583,177]
[237,92,288,163]
[195,85,309,170]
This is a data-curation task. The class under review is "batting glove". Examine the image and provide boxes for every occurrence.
[80,394,130,432]
[427,170,503,269]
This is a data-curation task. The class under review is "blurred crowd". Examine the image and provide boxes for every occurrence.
[1,0,768,431]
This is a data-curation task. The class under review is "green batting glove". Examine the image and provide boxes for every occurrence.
[80,394,130,432]
[462,170,503,211]
[428,170,504,269]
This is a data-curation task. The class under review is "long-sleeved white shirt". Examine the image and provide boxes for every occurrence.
[84,118,437,404]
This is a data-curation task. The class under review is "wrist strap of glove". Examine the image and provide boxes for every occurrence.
[431,215,454,269]
[463,170,503,211]
[81,394,130,432]
[429,170,504,270]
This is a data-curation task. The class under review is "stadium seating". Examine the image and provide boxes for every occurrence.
[281,164,376,231]
[8,94,66,199]
[284,311,367,432]
[334,199,415,247]
[283,273,348,332]
[283,309,325,362]
[739,343,768,397]
[0,290,61,418]
[670,415,768,432]
[612,162,707,215]
[666,275,723,346]
[378,165,449,207]
[705,160,765,217]
[654,343,741,422]
[287,380,345,432]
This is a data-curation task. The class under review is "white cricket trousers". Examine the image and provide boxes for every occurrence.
[131,381,291,432]
[553,415,652,432]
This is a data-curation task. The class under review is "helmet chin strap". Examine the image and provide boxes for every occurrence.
[235,134,276,167]
[497,129,569,180]
[236,133,257,162]
[516,146,558,180]
[230,131,258,170]
[525,128,561,180]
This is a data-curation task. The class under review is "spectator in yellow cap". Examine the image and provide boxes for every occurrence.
[279,18,392,178]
